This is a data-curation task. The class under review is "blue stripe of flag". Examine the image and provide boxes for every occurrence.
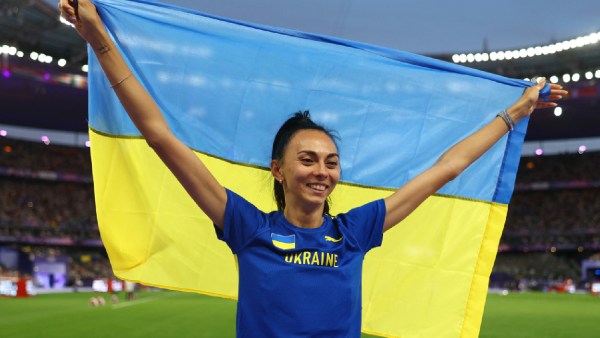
[271,234,295,244]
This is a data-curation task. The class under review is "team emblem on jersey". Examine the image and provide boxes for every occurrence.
[271,233,296,250]
[324,236,342,243]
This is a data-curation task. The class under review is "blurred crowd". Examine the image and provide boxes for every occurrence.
[516,152,600,183]
[0,178,96,228]
[0,263,19,278]
[0,137,91,175]
[500,153,600,254]
[0,137,96,245]
[1,137,599,284]
[491,252,582,289]
[503,188,600,249]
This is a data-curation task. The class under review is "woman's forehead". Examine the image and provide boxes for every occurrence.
[287,130,338,154]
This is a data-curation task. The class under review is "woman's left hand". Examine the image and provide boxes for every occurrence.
[534,80,568,110]
[508,78,568,122]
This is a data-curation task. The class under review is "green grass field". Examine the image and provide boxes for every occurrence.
[1,291,599,337]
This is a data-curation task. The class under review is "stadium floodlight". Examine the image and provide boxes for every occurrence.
[82,64,89,72]
[450,29,599,64]
[519,49,527,58]
[31,52,39,61]
[8,47,16,56]
[595,70,600,78]
[16,51,24,57]
[562,74,571,83]
[585,71,593,80]
[571,73,580,82]
[554,42,564,52]
[41,136,50,145]
[58,59,67,67]
[535,148,543,156]
[474,53,482,62]
[554,106,563,117]
[0,130,6,137]
[514,49,521,58]
[549,75,559,83]
[526,47,535,57]
[578,145,587,154]
[85,140,91,147]
[540,46,548,55]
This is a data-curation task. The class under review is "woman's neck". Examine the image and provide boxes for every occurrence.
[283,205,324,229]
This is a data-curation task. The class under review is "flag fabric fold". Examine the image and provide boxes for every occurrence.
[88,0,533,336]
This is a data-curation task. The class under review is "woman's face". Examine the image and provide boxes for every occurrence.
[277,129,340,210]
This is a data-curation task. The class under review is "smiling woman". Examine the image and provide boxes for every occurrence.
[215,112,386,336]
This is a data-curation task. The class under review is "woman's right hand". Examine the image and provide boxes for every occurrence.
[58,0,103,44]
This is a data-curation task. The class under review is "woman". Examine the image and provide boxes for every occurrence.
[59,1,566,336]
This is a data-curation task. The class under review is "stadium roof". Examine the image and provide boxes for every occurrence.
[0,0,599,143]
[0,0,86,67]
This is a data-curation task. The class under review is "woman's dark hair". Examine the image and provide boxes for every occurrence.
[271,110,338,216]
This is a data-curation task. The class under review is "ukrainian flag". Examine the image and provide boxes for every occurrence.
[271,234,296,250]
[89,1,546,336]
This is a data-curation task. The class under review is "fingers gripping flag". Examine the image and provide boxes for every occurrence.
[88,1,541,336]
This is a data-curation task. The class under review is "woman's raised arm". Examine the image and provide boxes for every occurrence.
[59,0,227,229]
[382,79,567,232]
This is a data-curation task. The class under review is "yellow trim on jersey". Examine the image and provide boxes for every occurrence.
[324,236,343,243]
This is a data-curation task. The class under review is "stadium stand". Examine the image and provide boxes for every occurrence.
[0,137,91,174]
[0,136,111,292]
[1,136,599,292]
[492,151,600,290]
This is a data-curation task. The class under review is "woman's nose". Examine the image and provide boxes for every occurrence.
[313,162,328,178]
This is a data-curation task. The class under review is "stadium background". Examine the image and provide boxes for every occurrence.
[1,0,599,337]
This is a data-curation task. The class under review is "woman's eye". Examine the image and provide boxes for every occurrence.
[300,158,313,163]
[327,162,338,167]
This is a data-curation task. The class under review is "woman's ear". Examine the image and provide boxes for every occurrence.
[270,159,283,182]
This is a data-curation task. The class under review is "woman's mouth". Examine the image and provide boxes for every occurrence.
[307,183,327,192]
